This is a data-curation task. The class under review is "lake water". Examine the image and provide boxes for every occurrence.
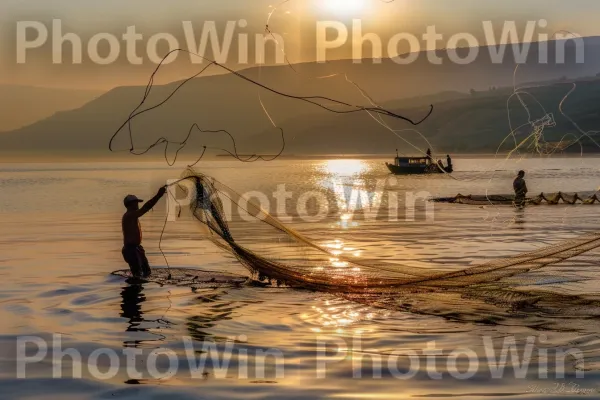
[1,157,600,399]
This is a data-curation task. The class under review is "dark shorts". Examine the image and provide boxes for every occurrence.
[122,245,151,278]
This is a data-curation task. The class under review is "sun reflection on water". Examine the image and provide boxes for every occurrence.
[322,239,362,270]
[304,299,381,334]
[322,159,368,177]
[319,159,372,230]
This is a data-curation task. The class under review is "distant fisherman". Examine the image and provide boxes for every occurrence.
[513,170,528,207]
[122,186,167,278]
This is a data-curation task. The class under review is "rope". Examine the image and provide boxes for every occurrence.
[109,48,432,167]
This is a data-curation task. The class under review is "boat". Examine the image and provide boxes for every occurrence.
[385,153,453,175]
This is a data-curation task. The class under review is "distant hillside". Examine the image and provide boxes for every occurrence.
[0,85,102,132]
[1,36,599,156]
[243,77,600,155]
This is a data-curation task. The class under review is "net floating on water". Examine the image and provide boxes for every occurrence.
[112,268,249,289]
[431,192,600,206]
[168,170,600,293]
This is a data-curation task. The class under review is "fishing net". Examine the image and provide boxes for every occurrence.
[432,192,600,206]
[112,267,249,289]
[168,170,600,299]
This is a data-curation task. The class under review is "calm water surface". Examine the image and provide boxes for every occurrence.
[1,157,600,399]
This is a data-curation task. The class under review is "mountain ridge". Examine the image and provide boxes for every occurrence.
[2,35,600,156]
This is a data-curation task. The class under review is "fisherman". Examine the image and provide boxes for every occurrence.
[437,159,445,171]
[513,170,528,207]
[122,186,167,278]
[446,154,453,172]
[426,148,432,159]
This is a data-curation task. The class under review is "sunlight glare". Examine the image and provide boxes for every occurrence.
[324,159,367,176]
[320,0,366,14]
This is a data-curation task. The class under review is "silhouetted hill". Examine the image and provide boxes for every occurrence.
[0,85,102,132]
[243,77,600,155]
[1,36,599,156]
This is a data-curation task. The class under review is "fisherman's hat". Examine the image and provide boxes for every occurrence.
[123,194,143,206]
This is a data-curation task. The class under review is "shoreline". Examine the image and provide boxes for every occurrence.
[2,152,600,164]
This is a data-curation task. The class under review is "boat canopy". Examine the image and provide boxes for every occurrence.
[394,157,431,166]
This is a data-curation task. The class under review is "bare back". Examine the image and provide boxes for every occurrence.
[122,211,142,246]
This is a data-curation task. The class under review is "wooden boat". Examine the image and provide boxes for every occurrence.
[386,156,453,175]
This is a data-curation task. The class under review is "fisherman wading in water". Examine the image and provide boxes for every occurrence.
[513,170,528,207]
[122,186,167,278]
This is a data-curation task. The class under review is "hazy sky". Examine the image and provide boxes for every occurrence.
[1,0,598,89]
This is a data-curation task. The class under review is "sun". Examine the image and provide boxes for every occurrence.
[320,0,366,14]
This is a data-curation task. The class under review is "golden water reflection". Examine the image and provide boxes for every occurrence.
[322,159,368,177]
[320,159,370,230]
[301,297,388,335]
[324,239,363,271]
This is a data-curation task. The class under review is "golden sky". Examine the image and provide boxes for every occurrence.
[0,0,596,89]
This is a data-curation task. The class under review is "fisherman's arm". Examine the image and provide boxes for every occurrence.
[136,186,167,217]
